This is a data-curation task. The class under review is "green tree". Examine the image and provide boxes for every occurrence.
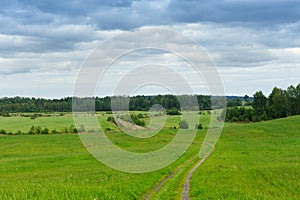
[268,87,289,118]
[227,98,242,107]
[287,84,300,115]
[253,91,267,116]
[244,95,251,105]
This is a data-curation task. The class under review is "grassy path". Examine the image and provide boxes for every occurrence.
[144,169,179,200]
[143,146,215,200]
[181,146,215,200]
[143,153,198,199]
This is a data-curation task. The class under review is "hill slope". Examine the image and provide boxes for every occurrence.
[189,115,300,199]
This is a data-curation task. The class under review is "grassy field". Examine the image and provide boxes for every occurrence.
[190,115,300,199]
[0,113,299,199]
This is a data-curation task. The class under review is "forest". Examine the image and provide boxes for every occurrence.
[1,84,299,124]
[0,94,211,113]
[224,84,300,122]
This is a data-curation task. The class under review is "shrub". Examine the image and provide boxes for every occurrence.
[26,126,49,134]
[119,114,146,127]
[41,128,49,134]
[195,123,203,129]
[0,112,10,117]
[28,126,35,134]
[135,119,146,127]
[137,113,148,118]
[30,113,42,120]
[179,120,189,129]
[35,126,41,134]
[0,129,6,134]
[107,116,116,124]
[167,110,181,115]
[65,125,77,133]
[78,125,86,133]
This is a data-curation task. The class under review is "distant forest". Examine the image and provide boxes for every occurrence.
[1,83,299,124]
[0,95,213,113]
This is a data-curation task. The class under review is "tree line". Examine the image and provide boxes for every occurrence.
[0,95,212,113]
[224,84,300,122]
[0,124,80,135]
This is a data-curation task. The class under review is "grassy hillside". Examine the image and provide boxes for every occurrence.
[190,115,300,199]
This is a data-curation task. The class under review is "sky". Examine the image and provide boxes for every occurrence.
[0,0,300,98]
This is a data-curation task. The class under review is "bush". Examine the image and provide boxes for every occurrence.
[137,113,148,118]
[0,112,10,117]
[35,126,41,134]
[0,129,6,134]
[41,128,49,134]
[130,114,146,127]
[119,114,146,127]
[179,120,189,129]
[65,125,78,133]
[28,126,35,134]
[167,110,181,115]
[195,123,203,129]
[135,119,146,127]
[30,113,42,120]
[78,125,86,133]
[107,116,116,124]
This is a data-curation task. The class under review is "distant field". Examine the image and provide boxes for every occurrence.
[0,113,299,199]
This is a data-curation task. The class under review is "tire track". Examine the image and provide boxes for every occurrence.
[143,145,215,200]
[143,154,198,200]
[144,169,179,200]
[181,146,215,200]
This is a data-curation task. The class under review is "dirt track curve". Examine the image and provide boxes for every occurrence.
[143,146,215,200]
[181,146,215,200]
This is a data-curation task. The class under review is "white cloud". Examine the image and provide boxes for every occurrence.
[0,0,299,97]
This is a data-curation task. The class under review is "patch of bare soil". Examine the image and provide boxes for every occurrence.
[115,118,149,131]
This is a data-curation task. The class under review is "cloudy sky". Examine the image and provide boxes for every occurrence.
[0,0,300,98]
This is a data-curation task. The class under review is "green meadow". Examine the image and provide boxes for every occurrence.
[190,116,300,199]
[0,113,299,199]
